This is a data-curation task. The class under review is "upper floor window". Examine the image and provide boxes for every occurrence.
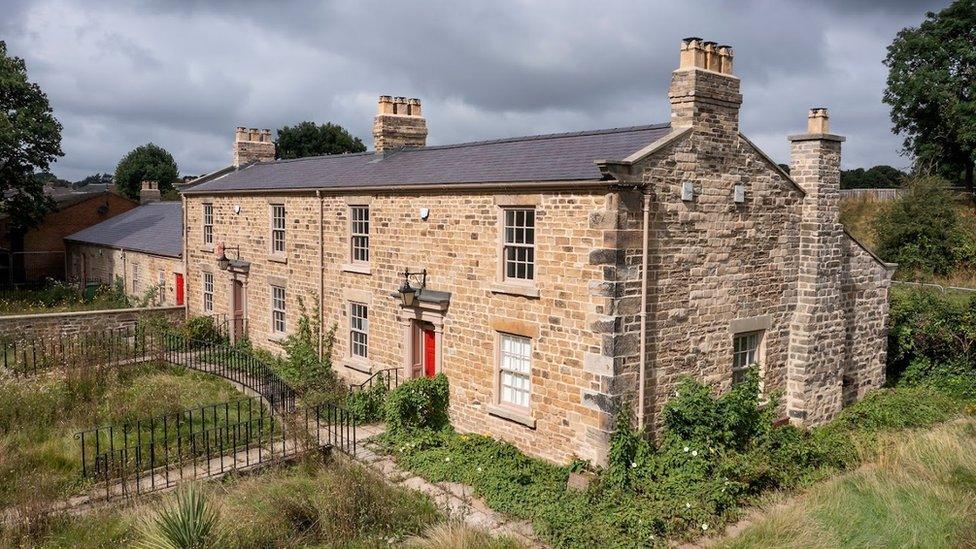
[732,331,762,385]
[503,208,535,282]
[271,285,286,334]
[157,271,166,303]
[203,203,213,246]
[132,263,141,293]
[350,302,369,359]
[203,272,214,313]
[350,206,369,263]
[270,204,286,254]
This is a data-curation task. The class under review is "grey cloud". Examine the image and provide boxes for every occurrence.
[2,0,953,180]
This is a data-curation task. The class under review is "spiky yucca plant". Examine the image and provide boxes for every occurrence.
[137,485,225,549]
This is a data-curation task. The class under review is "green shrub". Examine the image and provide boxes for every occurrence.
[137,485,225,549]
[179,316,223,343]
[874,177,972,275]
[346,381,389,423]
[385,374,449,435]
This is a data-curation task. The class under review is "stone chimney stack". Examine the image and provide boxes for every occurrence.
[786,107,846,427]
[233,127,275,167]
[372,95,427,155]
[140,180,161,204]
[669,37,741,131]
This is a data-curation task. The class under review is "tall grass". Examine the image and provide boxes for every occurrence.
[720,419,976,548]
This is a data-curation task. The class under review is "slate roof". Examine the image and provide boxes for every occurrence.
[186,123,672,193]
[65,202,183,258]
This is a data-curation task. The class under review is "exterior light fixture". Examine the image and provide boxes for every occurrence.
[215,242,240,271]
[398,269,427,307]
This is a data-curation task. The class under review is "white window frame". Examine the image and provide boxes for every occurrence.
[270,204,286,255]
[157,271,166,303]
[498,333,532,409]
[732,330,763,385]
[203,272,214,313]
[271,285,286,334]
[502,208,535,283]
[350,206,370,264]
[203,203,213,246]
[131,263,140,293]
[349,302,369,359]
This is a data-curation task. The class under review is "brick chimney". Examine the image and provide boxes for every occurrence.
[140,180,161,204]
[233,127,275,167]
[668,37,741,132]
[786,107,846,426]
[372,95,427,155]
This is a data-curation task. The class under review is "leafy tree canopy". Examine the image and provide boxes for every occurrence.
[841,165,907,189]
[874,177,974,275]
[884,0,976,189]
[275,121,366,160]
[113,143,178,200]
[0,41,63,230]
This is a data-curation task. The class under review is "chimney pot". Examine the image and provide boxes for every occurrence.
[378,95,395,114]
[703,41,721,71]
[408,98,422,117]
[808,107,830,134]
[718,45,734,74]
[140,180,161,204]
[679,37,706,69]
[393,96,408,115]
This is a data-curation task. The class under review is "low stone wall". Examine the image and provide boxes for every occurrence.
[0,306,185,340]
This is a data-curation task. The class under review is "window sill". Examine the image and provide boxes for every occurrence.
[268,254,288,264]
[342,358,372,374]
[487,404,536,429]
[341,263,372,275]
[268,336,287,346]
[489,282,540,298]
[200,246,214,253]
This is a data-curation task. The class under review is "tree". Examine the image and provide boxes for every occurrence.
[874,177,970,275]
[275,121,366,160]
[0,41,63,232]
[884,1,976,191]
[841,165,906,189]
[113,144,178,200]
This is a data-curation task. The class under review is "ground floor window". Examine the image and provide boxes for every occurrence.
[732,331,763,384]
[499,333,531,408]
[271,285,286,334]
[203,272,213,313]
[350,302,368,359]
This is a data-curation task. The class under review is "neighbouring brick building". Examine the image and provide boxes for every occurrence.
[64,190,185,307]
[0,188,137,284]
[181,39,894,465]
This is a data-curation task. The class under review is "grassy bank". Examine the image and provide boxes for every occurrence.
[0,459,520,548]
[0,282,131,316]
[0,363,240,511]
[720,418,976,548]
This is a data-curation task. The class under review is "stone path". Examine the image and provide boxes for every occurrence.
[350,424,547,548]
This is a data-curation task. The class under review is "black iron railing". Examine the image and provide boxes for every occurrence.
[350,366,400,393]
[76,397,356,500]
[1,326,149,377]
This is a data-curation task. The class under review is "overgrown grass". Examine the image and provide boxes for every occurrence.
[0,459,519,548]
[381,379,972,548]
[720,419,976,548]
[0,363,240,512]
[0,280,131,316]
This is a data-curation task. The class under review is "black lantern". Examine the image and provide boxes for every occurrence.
[216,243,240,271]
[398,269,427,307]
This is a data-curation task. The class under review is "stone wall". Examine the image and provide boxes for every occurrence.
[0,305,185,340]
[66,243,184,307]
[185,189,618,465]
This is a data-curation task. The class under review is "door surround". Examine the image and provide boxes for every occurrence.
[227,273,248,344]
[397,299,447,380]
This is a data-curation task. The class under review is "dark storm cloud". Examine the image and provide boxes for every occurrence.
[2,0,951,180]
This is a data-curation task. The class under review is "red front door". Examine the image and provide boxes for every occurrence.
[175,273,184,305]
[423,328,436,377]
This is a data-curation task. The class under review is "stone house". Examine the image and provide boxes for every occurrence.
[64,189,185,307]
[181,39,894,465]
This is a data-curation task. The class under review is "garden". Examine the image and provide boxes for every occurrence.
[0,278,149,316]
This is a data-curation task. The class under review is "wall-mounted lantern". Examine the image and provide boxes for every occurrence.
[216,242,241,271]
[397,269,427,307]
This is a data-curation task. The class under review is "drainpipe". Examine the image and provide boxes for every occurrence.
[637,192,650,429]
[317,190,324,358]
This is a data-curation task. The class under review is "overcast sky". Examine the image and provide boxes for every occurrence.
[2,0,951,181]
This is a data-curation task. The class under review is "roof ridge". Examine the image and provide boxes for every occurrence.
[249,123,671,167]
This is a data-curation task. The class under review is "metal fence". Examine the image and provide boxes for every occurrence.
[1,326,150,377]
[350,366,400,393]
[76,396,356,500]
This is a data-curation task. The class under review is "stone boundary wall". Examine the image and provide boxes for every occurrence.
[0,306,185,340]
